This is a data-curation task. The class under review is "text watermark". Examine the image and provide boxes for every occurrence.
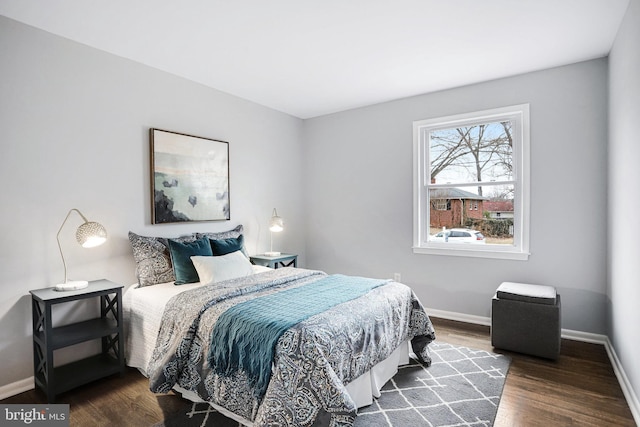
[1,405,69,426]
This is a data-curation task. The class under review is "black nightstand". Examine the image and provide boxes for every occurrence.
[29,279,125,403]
[250,253,298,269]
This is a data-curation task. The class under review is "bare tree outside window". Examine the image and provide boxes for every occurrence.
[429,121,513,195]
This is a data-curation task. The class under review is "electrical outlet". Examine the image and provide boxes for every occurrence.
[393,273,401,282]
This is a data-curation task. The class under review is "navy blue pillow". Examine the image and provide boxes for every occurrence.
[168,236,213,285]
[210,235,244,256]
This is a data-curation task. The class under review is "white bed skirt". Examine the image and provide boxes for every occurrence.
[174,340,411,427]
[345,340,410,408]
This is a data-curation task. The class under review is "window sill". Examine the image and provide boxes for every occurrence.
[412,246,530,261]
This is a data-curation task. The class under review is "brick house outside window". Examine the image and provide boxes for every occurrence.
[429,188,486,229]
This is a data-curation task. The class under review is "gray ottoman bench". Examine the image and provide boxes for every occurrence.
[491,282,561,360]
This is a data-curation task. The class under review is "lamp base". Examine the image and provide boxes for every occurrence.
[54,280,89,291]
[264,251,281,257]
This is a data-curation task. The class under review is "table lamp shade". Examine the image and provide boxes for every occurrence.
[269,208,284,232]
[266,208,283,256]
[55,209,107,291]
[77,221,107,248]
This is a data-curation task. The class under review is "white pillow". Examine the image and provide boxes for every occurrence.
[191,251,254,284]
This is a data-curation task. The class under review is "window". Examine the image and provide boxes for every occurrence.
[413,104,530,260]
[434,199,451,211]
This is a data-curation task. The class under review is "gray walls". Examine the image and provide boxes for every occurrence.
[609,0,640,414]
[0,16,304,389]
[303,59,609,334]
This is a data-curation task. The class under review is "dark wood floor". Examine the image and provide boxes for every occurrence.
[433,318,635,426]
[2,317,636,426]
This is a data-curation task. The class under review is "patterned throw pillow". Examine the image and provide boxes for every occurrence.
[195,224,243,241]
[128,232,193,287]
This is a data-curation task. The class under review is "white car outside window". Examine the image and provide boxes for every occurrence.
[430,228,486,244]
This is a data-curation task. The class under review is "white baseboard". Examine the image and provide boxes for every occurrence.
[427,307,639,425]
[425,307,492,326]
[0,376,33,401]
[604,337,640,425]
[426,307,610,342]
[559,328,608,344]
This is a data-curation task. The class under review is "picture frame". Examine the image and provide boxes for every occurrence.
[150,128,230,224]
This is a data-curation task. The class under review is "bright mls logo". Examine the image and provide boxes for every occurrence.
[1,405,69,426]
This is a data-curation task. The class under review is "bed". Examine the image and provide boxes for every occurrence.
[123,227,436,427]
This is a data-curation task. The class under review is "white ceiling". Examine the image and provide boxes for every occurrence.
[0,0,629,119]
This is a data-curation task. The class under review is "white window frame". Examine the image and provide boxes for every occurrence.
[412,104,530,260]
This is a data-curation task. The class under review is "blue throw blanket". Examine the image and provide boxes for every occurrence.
[208,274,389,398]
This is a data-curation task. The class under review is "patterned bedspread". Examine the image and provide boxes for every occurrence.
[147,267,435,427]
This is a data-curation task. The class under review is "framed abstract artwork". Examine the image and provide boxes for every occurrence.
[150,128,230,224]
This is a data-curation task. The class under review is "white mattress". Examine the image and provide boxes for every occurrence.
[123,268,410,423]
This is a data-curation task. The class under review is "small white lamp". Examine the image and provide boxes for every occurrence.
[55,208,108,291]
[265,208,283,257]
